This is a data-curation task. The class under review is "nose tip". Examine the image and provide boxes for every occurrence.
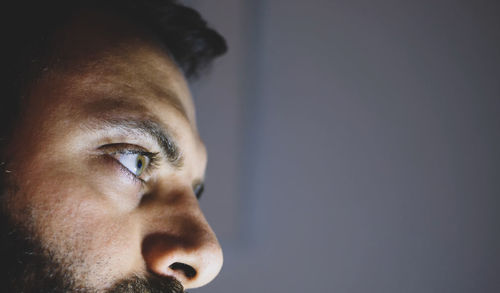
[142,232,223,289]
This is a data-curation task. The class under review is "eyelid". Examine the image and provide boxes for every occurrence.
[99,143,151,154]
[193,182,204,200]
[99,143,160,184]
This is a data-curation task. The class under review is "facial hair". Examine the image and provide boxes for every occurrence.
[0,201,184,293]
[108,274,184,293]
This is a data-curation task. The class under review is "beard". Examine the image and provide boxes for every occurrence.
[0,199,185,293]
[107,275,184,293]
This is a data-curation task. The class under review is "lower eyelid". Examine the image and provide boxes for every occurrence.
[102,154,146,187]
[85,155,145,206]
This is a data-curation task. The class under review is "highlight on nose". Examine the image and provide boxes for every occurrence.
[141,232,223,289]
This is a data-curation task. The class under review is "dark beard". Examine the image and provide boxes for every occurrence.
[0,206,185,293]
[108,275,184,293]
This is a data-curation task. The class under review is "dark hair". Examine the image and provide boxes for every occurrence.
[0,0,227,158]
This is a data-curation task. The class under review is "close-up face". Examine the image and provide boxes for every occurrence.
[1,11,222,292]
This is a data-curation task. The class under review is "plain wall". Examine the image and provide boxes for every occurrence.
[188,1,500,292]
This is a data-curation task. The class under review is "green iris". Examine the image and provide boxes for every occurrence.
[117,153,150,177]
[135,155,147,176]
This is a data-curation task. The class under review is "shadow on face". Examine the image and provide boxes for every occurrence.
[1,10,222,292]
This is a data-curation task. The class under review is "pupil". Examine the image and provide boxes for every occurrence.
[137,158,143,170]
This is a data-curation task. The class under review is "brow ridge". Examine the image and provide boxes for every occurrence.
[87,117,184,168]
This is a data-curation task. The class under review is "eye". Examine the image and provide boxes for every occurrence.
[193,183,204,199]
[115,152,151,177]
[99,143,160,184]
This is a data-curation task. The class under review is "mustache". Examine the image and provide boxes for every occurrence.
[108,274,185,293]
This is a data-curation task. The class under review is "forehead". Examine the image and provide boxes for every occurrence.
[36,10,197,125]
[16,10,207,172]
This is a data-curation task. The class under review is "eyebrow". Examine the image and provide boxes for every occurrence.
[87,117,184,168]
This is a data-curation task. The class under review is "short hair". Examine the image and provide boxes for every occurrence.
[0,0,227,157]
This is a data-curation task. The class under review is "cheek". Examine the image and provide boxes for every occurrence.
[59,207,143,287]
[87,155,144,210]
[12,166,144,288]
[42,185,143,287]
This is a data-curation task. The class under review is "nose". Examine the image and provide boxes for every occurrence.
[140,190,223,289]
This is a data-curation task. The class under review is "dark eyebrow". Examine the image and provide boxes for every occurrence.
[89,117,184,168]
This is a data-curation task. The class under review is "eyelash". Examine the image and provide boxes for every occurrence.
[193,182,204,200]
[100,143,160,185]
[99,143,203,200]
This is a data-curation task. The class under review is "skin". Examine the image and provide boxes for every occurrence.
[3,11,222,291]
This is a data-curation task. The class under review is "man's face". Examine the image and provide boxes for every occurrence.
[1,12,222,292]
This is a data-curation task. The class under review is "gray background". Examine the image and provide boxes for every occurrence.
[186,1,500,292]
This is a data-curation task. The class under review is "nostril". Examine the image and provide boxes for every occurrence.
[169,262,197,279]
[141,229,222,288]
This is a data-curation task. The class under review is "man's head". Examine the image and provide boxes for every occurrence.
[0,1,226,292]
